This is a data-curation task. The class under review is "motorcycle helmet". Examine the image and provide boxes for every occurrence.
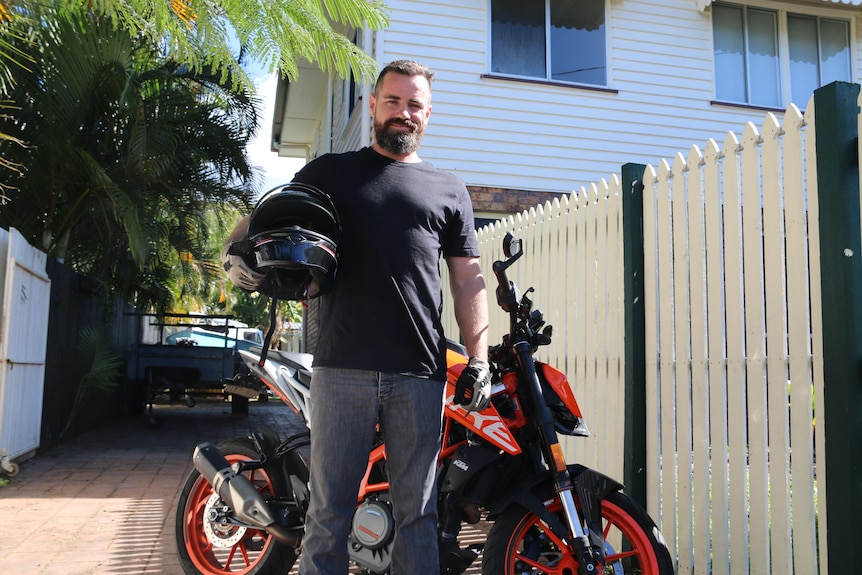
[243,182,341,300]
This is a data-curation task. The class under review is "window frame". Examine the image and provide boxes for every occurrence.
[487,0,611,89]
[711,0,856,109]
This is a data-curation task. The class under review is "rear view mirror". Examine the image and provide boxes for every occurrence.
[503,233,522,259]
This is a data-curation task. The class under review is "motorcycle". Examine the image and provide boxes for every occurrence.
[175,232,674,575]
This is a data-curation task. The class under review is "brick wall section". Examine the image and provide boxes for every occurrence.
[468,186,571,215]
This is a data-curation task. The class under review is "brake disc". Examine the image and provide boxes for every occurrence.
[202,493,248,547]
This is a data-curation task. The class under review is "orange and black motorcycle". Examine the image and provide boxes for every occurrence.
[175,232,674,575]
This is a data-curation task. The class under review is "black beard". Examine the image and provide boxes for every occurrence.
[374,119,422,156]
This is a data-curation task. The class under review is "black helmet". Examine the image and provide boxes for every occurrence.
[245,182,340,300]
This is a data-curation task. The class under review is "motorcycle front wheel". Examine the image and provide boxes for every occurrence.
[175,438,298,575]
[483,490,674,575]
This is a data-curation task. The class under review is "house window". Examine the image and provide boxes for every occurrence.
[490,0,606,86]
[712,2,851,108]
[787,14,851,106]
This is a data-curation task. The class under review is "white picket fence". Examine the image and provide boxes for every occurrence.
[643,96,825,575]
[442,93,831,574]
[468,181,629,484]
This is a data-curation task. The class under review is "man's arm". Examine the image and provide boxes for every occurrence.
[446,256,489,361]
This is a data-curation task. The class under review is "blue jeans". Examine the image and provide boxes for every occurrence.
[298,368,445,575]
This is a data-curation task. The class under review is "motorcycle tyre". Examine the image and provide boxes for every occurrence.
[482,490,674,575]
[175,437,298,575]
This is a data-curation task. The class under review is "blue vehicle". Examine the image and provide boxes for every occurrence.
[165,325,265,352]
[127,314,267,422]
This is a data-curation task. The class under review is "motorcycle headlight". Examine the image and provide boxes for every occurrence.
[537,365,590,437]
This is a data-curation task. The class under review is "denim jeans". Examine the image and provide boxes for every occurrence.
[297,367,445,575]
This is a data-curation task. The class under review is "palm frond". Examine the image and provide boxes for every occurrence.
[60,325,122,438]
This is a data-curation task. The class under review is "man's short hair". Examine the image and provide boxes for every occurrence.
[373,60,435,95]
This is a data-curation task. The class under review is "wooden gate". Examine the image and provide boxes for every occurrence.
[0,228,51,467]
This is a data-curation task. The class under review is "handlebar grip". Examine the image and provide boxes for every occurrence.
[493,260,518,313]
[492,260,510,295]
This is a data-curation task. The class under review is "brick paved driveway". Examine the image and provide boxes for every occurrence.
[0,399,488,575]
[0,399,305,574]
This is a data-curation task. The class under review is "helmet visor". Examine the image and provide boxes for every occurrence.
[252,230,337,273]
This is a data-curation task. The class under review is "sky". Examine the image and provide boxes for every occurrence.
[247,73,307,197]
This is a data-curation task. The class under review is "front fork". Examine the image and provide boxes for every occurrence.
[558,484,600,573]
[513,341,600,575]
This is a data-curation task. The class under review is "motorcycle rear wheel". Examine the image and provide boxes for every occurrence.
[483,490,673,575]
[175,438,298,575]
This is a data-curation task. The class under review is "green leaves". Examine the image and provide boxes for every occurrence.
[55,0,389,88]
[0,8,260,311]
[0,0,384,317]
[60,325,123,438]
[76,326,123,394]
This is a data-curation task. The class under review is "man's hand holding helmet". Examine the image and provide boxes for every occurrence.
[221,216,267,293]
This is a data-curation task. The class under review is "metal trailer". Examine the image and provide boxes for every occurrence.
[125,313,249,424]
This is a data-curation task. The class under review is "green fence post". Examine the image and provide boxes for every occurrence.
[621,162,647,508]
[813,80,862,572]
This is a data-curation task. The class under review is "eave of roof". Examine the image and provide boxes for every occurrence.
[270,60,328,160]
[698,0,862,7]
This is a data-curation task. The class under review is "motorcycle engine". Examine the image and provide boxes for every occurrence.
[348,495,394,572]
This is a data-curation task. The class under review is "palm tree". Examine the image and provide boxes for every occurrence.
[0,0,388,312]
[0,1,35,200]
[0,9,260,309]
[0,0,387,199]
[20,0,387,86]
[0,0,388,200]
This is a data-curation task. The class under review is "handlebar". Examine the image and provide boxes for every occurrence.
[493,232,522,313]
[490,233,553,353]
[493,260,519,313]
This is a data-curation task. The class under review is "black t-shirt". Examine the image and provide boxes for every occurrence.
[293,147,479,380]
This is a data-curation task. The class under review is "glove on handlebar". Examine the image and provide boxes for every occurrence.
[454,357,492,412]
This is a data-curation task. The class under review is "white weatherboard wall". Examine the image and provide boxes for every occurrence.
[0,228,51,460]
[361,0,862,193]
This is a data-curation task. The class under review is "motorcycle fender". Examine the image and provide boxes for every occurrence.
[569,464,625,551]
[251,425,282,462]
[488,465,624,542]
[250,427,311,506]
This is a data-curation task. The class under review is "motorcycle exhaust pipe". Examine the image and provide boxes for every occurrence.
[193,442,301,548]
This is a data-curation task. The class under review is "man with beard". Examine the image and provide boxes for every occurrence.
[291,59,490,575]
[231,60,491,574]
